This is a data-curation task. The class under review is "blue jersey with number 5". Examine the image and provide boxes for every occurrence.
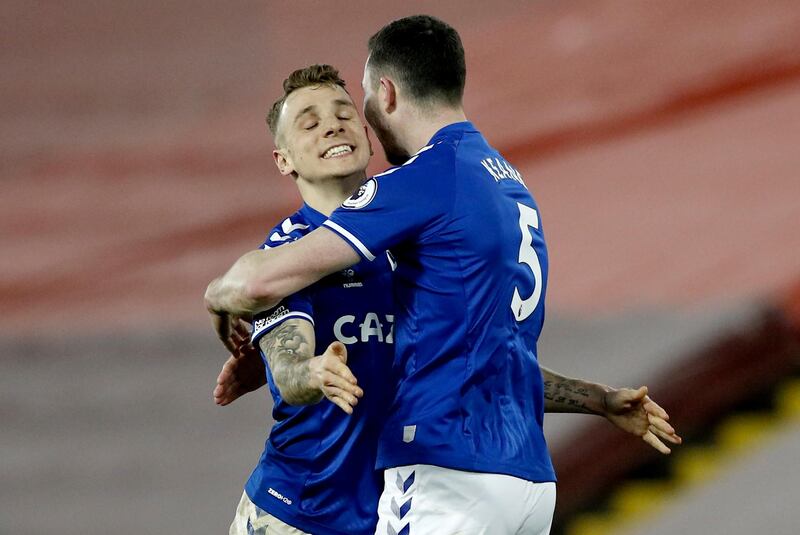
[325,122,555,483]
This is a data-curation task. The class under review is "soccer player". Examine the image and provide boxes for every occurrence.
[207,16,681,534]
[221,64,395,535]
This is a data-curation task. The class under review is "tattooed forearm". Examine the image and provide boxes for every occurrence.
[540,367,606,414]
[259,321,323,405]
[542,379,591,412]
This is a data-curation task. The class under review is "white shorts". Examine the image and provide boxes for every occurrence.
[375,464,556,535]
[229,491,310,535]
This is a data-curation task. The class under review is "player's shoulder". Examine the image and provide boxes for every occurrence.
[260,208,315,250]
[371,141,453,183]
[336,142,457,213]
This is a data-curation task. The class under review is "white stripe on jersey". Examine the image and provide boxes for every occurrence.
[322,220,376,261]
[373,144,440,178]
[281,218,310,235]
[251,311,315,341]
[269,231,292,243]
[374,167,401,178]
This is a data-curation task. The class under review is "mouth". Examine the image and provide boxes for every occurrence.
[322,144,355,159]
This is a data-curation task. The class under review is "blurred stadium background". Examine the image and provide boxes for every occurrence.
[2,1,799,533]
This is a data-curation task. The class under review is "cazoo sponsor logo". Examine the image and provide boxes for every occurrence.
[333,313,394,344]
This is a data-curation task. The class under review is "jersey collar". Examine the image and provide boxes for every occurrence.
[300,203,328,227]
[427,121,477,144]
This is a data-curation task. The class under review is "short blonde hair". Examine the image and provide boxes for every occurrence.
[266,64,348,138]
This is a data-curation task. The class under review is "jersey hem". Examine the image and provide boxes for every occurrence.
[245,488,358,535]
[376,452,557,484]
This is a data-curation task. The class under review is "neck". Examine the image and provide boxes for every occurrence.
[401,105,467,156]
[294,172,366,216]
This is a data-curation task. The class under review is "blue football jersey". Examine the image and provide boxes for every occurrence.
[325,122,556,483]
[245,203,395,535]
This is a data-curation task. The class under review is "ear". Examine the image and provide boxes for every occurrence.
[364,125,374,156]
[379,76,397,114]
[272,148,295,177]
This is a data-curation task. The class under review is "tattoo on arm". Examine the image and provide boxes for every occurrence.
[542,378,593,413]
[258,321,322,405]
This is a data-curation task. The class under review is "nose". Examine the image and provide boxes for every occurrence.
[323,116,345,137]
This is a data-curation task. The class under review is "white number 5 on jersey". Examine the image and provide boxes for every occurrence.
[511,202,543,322]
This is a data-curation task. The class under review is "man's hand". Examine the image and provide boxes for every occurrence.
[308,342,363,415]
[208,309,267,406]
[213,343,267,406]
[208,305,250,355]
[603,386,682,454]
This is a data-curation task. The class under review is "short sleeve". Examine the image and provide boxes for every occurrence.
[250,290,314,345]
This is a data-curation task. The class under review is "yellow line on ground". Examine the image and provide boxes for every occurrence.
[565,378,800,535]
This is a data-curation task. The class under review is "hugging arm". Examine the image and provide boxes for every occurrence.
[205,226,360,318]
[204,227,359,351]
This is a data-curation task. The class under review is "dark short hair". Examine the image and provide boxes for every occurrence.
[266,64,348,138]
[367,15,465,106]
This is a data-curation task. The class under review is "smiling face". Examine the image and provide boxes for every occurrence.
[273,84,371,184]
